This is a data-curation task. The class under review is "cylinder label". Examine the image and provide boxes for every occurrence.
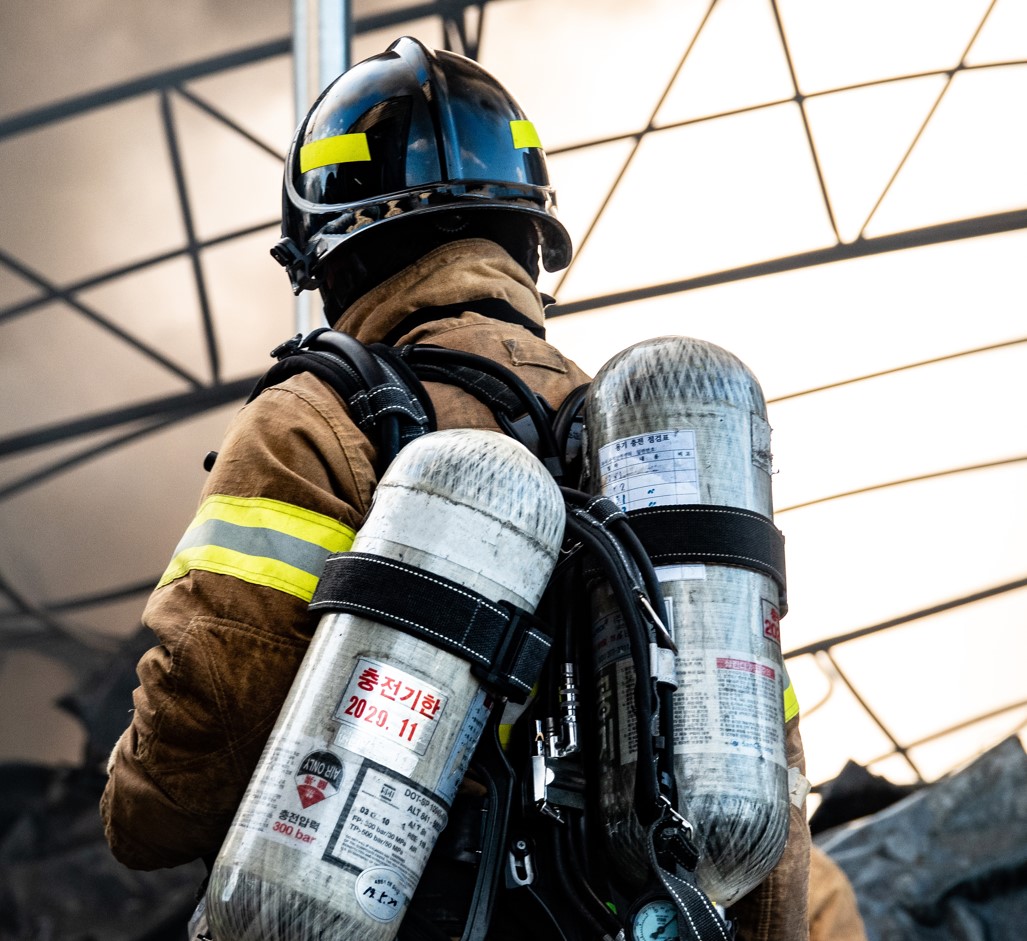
[355,867,407,922]
[334,656,447,757]
[323,760,448,898]
[435,686,492,807]
[593,607,631,672]
[606,651,785,772]
[597,429,699,511]
[234,736,355,857]
[674,650,786,769]
[295,749,344,808]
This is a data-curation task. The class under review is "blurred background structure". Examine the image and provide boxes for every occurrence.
[1,0,1026,937]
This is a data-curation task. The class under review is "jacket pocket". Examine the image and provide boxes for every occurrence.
[503,337,570,372]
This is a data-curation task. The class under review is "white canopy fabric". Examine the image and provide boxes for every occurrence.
[1,0,1025,805]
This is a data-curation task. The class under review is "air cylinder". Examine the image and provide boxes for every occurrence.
[205,428,565,940]
[584,336,789,905]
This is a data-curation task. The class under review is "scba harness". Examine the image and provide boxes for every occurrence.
[218,319,788,941]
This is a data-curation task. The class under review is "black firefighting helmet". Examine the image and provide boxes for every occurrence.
[272,36,572,294]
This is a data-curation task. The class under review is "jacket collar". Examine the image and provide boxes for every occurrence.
[333,238,545,345]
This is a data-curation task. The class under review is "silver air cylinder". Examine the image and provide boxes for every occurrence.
[584,337,789,905]
[206,429,565,940]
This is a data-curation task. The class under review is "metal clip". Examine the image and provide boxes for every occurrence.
[506,838,535,887]
[637,590,677,653]
[654,797,700,872]
[532,752,562,821]
[658,794,693,836]
[269,333,304,360]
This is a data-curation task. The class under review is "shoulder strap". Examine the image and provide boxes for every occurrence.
[246,328,435,469]
[248,322,577,482]
[396,344,567,482]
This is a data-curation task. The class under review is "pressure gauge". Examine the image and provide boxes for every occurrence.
[632,898,679,941]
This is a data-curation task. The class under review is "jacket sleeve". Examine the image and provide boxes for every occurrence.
[808,844,867,941]
[101,379,375,870]
[728,711,812,941]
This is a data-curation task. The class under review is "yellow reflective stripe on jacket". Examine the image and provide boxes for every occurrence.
[783,674,799,722]
[157,495,356,601]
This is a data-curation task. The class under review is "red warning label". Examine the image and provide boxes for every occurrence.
[762,599,781,644]
[295,750,343,809]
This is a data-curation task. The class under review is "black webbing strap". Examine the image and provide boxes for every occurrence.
[246,343,366,406]
[627,504,787,614]
[344,373,431,436]
[247,330,432,430]
[298,329,432,435]
[400,345,565,480]
[647,813,733,941]
[309,552,552,703]
[404,358,524,419]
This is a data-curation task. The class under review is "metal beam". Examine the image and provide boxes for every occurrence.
[0,0,490,141]
[358,0,495,35]
[0,376,259,458]
[0,220,278,325]
[293,0,352,334]
[293,0,351,116]
[0,39,292,140]
[784,575,1027,660]
[547,208,1027,318]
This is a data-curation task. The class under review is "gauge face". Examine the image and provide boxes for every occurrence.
[632,898,679,941]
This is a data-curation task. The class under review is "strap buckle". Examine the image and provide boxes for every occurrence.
[654,797,700,872]
[470,602,551,704]
[269,237,321,292]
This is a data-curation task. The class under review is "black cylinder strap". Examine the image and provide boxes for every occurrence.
[627,504,787,615]
[310,552,552,702]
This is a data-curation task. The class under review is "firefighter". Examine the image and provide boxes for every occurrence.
[101,35,826,941]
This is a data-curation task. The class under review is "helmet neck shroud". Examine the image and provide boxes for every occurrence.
[320,212,542,320]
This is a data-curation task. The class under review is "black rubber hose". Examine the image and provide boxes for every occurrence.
[563,509,662,817]
[610,516,672,645]
[551,814,625,939]
[552,382,589,471]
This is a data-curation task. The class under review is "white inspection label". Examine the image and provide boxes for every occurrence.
[598,429,699,511]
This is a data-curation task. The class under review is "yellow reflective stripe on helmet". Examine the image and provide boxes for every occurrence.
[783,675,799,722]
[299,133,371,173]
[157,495,356,601]
[510,120,541,150]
